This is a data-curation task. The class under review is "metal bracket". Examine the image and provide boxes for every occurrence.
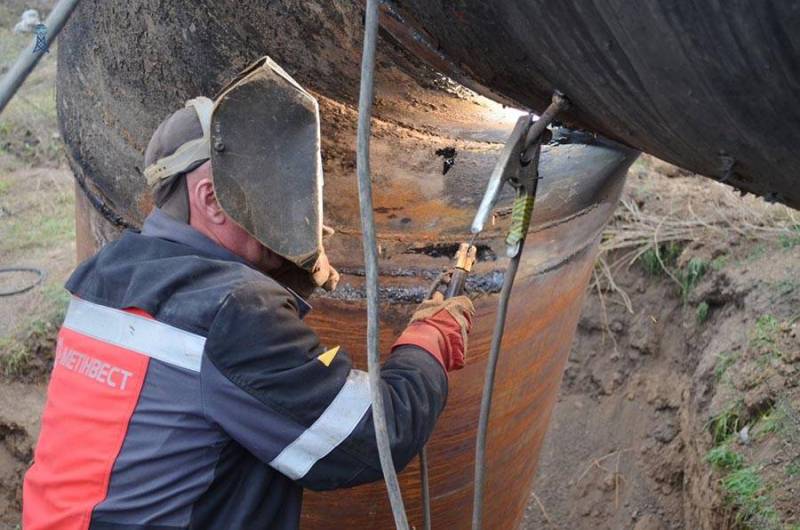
[470,91,569,257]
[470,114,534,234]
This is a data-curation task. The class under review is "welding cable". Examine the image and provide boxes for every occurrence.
[0,267,46,296]
[472,95,565,529]
[471,240,524,530]
[354,1,410,529]
[472,144,545,530]
[420,446,432,530]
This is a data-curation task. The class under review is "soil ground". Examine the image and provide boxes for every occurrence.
[1,4,799,529]
[0,3,74,527]
[524,162,800,530]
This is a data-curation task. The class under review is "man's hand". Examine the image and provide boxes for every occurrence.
[310,250,339,292]
[392,292,475,372]
[270,252,339,299]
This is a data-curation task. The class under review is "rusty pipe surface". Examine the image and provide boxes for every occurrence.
[300,134,638,529]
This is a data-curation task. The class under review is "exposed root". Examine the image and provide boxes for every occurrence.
[530,491,555,527]
[591,268,620,356]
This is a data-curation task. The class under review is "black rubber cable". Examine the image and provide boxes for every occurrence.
[0,267,46,296]
[472,94,565,529]
[355,0,411,528]
[471,240,524,530]
[420,446,432,530]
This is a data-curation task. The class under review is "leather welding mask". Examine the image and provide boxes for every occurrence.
[210,57,337,291]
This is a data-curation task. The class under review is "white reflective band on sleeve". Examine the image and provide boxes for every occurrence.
[270,369,372,480]
[62,297,205,372]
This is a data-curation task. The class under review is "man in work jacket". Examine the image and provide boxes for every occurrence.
[23,57,474,529]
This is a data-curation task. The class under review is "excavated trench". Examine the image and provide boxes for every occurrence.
[54,1,798,527]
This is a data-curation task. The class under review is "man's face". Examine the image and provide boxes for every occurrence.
[268,257,317,299]
[224,217,283,274]
[256,244,286,273]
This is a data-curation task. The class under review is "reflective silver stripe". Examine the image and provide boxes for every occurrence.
[270,369,372,480]
[62,297,205,372]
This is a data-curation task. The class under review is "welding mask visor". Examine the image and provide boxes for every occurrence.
[210,57,337,290]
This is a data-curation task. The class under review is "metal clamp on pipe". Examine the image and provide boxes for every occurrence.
[471,91,570,239]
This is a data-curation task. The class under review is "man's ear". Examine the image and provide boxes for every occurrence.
[192,177,226,225]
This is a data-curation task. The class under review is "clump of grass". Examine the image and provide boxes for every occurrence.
[750,315,784,367]
[0,282,68,378]
[752,403,791,441]
[0,339,32,377]
[779,225,800,249]
[638,248,662,276]
[721,467,779,528]
[697,301,711,324]
[756,414,781,439]
[639,242,683,276]
[707,443,744,471]
[773,279,797,297]
[711,255,729,270]
[680,257,708,300]
[633,245,707,301]
[752,315,780,348]
[0,316,59,377]
[709,402,744,445]
[745,243,768,262]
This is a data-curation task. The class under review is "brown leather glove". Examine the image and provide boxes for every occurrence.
[270,249,339,299]
[309,250,340,292]
[392,292,475,372]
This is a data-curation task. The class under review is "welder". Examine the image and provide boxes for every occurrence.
[22,57,474,530]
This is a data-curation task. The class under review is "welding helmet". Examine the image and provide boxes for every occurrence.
[144,56,338,291]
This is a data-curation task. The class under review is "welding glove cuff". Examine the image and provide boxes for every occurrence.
[392,295,475,373]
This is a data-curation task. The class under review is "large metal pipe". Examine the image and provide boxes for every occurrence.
[379,0,800,208]
[300,133,638,529]
[56,1,800,231]
[51,1,658,527]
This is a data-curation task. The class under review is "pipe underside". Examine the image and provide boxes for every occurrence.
[56,1,659,528]
[380,0,800,208]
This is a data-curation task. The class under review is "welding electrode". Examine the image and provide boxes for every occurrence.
[445,243,478,299]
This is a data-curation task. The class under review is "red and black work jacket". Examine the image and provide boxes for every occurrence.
[23,208,448,530]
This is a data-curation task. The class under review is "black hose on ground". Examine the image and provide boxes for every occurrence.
[0,267,46,296]
[355,0,411,528]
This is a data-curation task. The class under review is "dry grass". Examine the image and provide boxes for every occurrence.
[592,158,800,313]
